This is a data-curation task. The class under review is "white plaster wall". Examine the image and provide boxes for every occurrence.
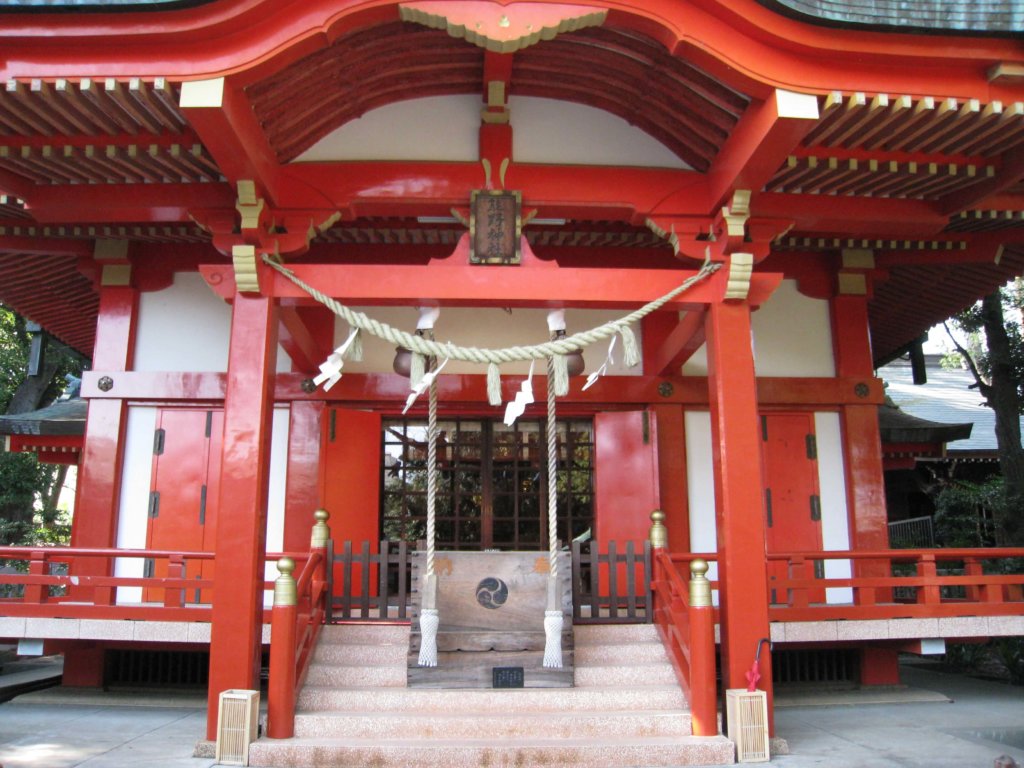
[295,95,689,169]
[134,271,291,373]
[263,406,290,608]
[510,97,690,169]
[682,280,835,377]
[684,410,720,604]
[114,405,157,603]
[815,411,854,604]
[338,306,643,377]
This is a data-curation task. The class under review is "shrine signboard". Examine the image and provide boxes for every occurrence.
[470,190,522,265]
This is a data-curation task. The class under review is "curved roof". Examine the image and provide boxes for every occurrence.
[758,1,1024,35]
[247,23,748,172]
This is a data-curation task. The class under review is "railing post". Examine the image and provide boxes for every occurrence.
[24,551,47,604]
[689,558,718,737]
[164,555,184,608]
[649,510,667,620]
[267,557,298,739]
[311,508,331,613]
[917,554,940,605]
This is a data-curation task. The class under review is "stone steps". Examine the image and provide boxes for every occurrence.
[250,623,735,767]
[292,708,694,739]
[249,735,735,767]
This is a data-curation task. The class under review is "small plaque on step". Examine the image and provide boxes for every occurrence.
[492,666,524,688]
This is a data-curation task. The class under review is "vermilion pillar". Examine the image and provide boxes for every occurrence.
[831,285,888,552]
[207,291,279,739]
[74,248,138,555]
[67,244,138,688]
[704,299,774,729]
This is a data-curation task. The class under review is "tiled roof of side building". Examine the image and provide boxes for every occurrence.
[758,0,1024,35]
[881,355,1024,455]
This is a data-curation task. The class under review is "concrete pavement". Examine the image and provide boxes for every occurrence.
[0,659,1021,767]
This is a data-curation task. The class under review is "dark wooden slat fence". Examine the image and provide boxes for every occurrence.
[571,540,652,624]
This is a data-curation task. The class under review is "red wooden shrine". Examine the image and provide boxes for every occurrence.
[0,0,1022,750]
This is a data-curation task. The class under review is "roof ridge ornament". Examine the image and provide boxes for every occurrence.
[399,1,607,54]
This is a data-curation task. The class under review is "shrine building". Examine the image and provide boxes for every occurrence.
[0,0,1023,765]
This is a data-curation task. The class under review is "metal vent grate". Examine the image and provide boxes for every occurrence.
[772,648,859,685]
[105,649,209,688]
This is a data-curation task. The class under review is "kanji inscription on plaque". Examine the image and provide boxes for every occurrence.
[470,190,521,265]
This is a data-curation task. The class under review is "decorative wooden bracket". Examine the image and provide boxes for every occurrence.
[399,1,607,54]
[232,244,261,294]
[236,180,266,231]
[724,253,754,301]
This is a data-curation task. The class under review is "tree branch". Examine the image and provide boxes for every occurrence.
[943,321,991,400]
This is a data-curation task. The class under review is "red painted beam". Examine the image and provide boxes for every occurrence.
[199,261,782,309]
[646,309,707,376]
[179,77,284,204]
[81,369,885,407]
[283,161,710,220]
[278,306,333,374]
[708,89,819,210]
[25,182,234,223]
[937,145,1024,216]
[752,192,947,237]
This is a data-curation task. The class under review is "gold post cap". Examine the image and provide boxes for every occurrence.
[310,508,331,549]
[273,556,297,607]
[689,557,712,608]
[649,509,668,549]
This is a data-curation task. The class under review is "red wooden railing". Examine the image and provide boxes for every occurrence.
[767,548,1024,621]
[266,511,331,739]
[650,548,718,737]
[0,546,306,621]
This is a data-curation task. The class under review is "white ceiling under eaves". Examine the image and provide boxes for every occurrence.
[294,94,692,170]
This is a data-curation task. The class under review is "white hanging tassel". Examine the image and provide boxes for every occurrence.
[543,579,563,668]
[503,361,535,426]
[487,362,502,406]
[312,328,361,391]
[620,325,641,368]
[543,610,563,668]
[418,573,439,667]
[410,352,426,389]
[583,336,616,392]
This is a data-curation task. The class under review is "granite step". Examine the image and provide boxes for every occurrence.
[303,662,407,687]
[574,660,678,686]
[316,624,409,645]
[248,734,736,767]
[297,684,688,713]
[573,639,669,665]
[573,623,661,644]
[312,641,409,665]
[292,708,694,740]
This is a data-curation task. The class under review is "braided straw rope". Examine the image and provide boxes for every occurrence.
[262,256,720,363]
[546,356,558,577]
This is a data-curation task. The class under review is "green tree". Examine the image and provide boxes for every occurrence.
[943,280,1024,545]
[0,304,83,545]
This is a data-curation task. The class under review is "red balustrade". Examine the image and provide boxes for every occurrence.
[651,548,718,737]
[767,548,1024,621]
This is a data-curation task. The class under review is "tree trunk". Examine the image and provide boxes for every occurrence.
[980,291,1024,544]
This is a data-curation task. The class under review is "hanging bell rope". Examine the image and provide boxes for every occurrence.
[417,371,440,667]
[262,255,720,368]
[543,355,564,668]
